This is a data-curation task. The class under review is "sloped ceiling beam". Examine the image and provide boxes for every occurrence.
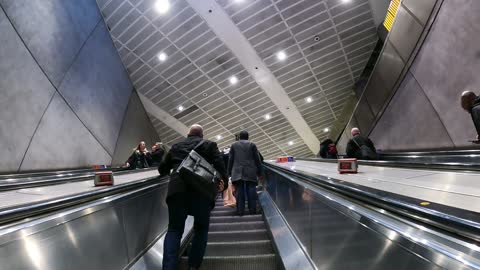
[187,0,320,154]
[139,93,189,136]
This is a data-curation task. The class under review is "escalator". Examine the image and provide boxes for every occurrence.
[1,166,479,270]
[179,197,277,269]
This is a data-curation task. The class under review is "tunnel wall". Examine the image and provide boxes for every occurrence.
[0,0,159,173]
[338,0,480,153]
[369,0,480,151]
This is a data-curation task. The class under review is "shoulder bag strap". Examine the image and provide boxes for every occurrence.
[352,136,361,148]
[192,140,206,152]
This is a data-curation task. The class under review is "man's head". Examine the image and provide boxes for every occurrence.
[239,130,249,140]
[188,124,204,138]
[461,91,477,112]
[152,142,162,151]
[351,127,360,137]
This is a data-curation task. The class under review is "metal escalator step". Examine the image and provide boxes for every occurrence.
[209,221,265,232]
[208,229,269,242]
[211,210,238,216]
[179,254,276,270]
[210,215,263,223]
[203,240,274,256]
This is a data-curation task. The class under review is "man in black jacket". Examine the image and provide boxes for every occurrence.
[346,127,378,160]
[158,124,228,270]
[228,130,263,216]
[148,142,165,167]
[461,91,480,143]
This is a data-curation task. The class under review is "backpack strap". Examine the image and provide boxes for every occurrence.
[193,140,206,151]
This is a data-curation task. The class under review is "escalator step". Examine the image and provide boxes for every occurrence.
[203,240,274,256]
[209,221,265,232]
[210,215,263,223]
[208,229,269,242]
[211,210,238,216]
[179,254,276,270]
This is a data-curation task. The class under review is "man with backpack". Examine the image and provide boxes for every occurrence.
[346,127,378,160]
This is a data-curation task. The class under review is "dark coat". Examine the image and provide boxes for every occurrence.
[319,139,334,158]
[148,148,165,167]
[126,151,149,169]
[346,135,377,159]
[158,135,228,201]
[228,140,263,183]
[471,97,480,136]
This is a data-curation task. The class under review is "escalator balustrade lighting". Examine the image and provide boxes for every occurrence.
[383,0,400,31]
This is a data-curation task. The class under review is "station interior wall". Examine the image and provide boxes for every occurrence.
[338,0,480,153]
[0,1,159,173]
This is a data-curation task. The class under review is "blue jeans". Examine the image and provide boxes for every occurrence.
[162,193,212,270]
[234,180,257,215]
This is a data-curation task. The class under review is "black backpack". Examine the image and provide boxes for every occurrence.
[353,137,377,160]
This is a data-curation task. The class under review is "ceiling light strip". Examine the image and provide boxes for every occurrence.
[187,0,320,154]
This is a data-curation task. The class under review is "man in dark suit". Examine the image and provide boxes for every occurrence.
[158,124,228,270]
[228,130,263,216]
[148,142,165,167]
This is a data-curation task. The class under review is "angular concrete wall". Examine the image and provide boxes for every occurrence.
[0,0,159,172]
[369,0,480,151]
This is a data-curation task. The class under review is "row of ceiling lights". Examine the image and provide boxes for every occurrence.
[156,0,331,147]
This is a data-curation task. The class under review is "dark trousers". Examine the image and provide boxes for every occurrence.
[233,180,257,215]
[162,193,212,270]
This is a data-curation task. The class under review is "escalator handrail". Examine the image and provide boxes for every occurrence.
[264,162,480,242]
[0,168,157,191]
[298,157,480,172]
[0,175,166,226]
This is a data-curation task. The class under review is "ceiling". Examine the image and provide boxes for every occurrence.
[96,0,378,159]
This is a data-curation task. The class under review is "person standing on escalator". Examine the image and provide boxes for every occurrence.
[158,124,228,270]
[346,128,378,160]
[461,91,480,143]
[228,130,263,216]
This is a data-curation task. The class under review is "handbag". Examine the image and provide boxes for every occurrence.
[176,140,220,200]
[353,137,377,160]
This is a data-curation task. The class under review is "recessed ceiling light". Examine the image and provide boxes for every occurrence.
[276,51,287,61]
[154,0,170,14]
[158,52,167,62]
[342,0,351,3]
[229,76,238,85]
[324,127,330,133]
[288,141,294,146]
[265,114,271,120]
[235,0,245,2]
[305,96,313,103]
[178,105,184,111]
[216,135,222,140]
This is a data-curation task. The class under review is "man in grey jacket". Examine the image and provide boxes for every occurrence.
[228,131,264,216]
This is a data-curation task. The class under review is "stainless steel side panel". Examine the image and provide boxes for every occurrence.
[263,168,476,270]
[0,181,169,270]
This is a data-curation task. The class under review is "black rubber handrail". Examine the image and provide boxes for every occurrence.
[264,163,480,243]
[0,175,166,226]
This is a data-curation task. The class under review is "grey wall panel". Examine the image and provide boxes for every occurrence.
[353,97,374,134]
[365,41,405,115]
[402,0,436,26]
[410,0,480,146]
[59,22,133,155]
[0,0,101,87]
[111,92,161,166]
[369,72,453,151]
[388,6,423,62]
[0,8,56,173]
[367,0,391,27]
[20,93,112,171]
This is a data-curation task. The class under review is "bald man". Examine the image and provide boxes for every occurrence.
[345,127,378,160]
[461,91,480,142]
[159,124,228,270]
